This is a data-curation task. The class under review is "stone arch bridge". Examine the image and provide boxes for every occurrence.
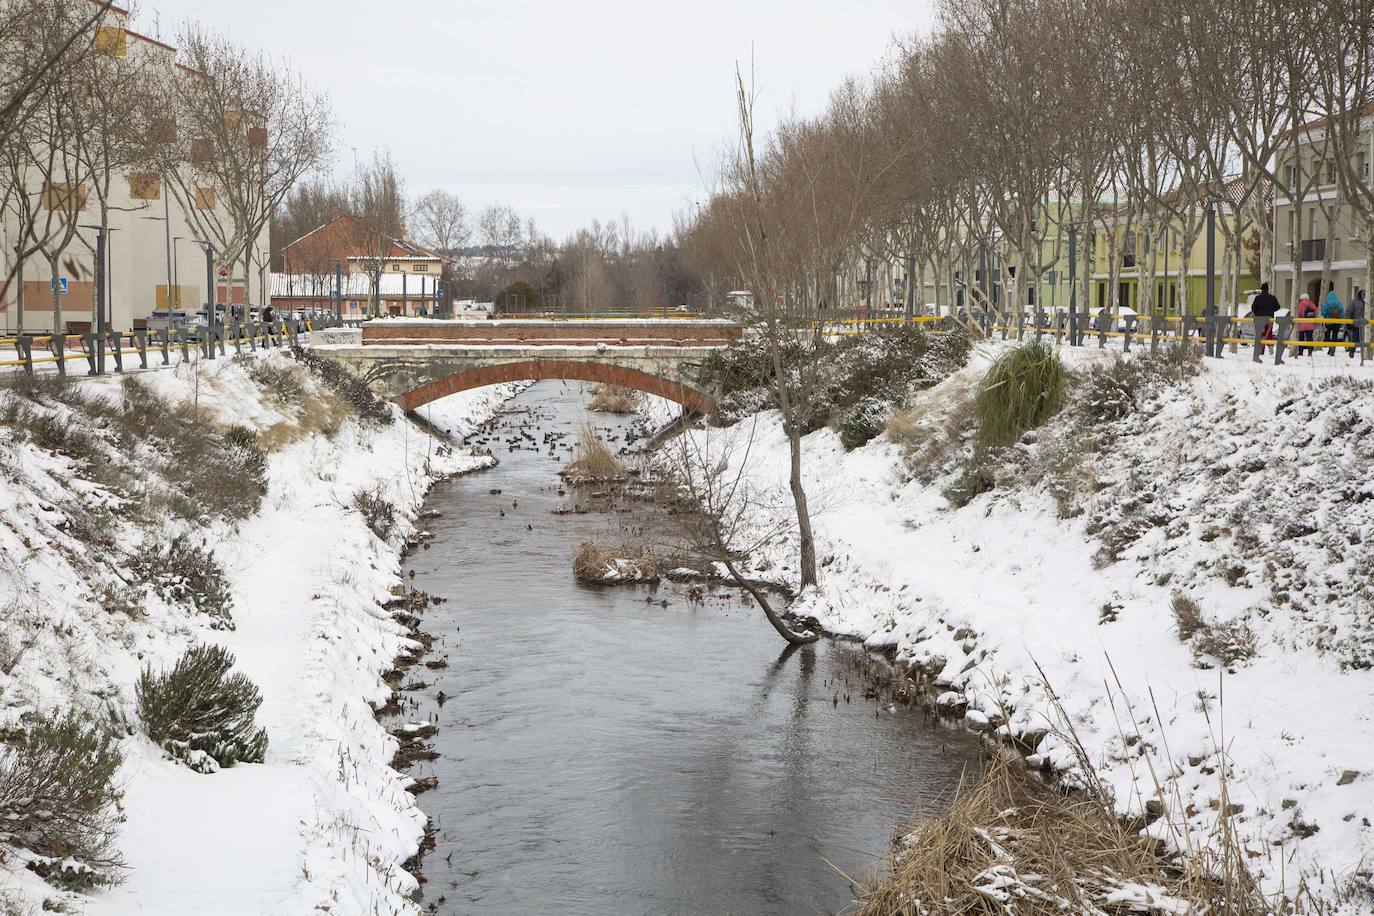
[313,319,742,414]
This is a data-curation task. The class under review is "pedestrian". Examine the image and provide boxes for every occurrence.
[1347,288,1366,359]
[1321,282,1344,355]
[261,303,276,325]
[1250,282,1280,354]
[1296,293,1319,355]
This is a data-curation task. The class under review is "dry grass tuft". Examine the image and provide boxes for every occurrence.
[1172,593,1204,641]
[887,386,977,482]
[856,754,1271,915]
[563,424,626,482]
[572,539,661,584]
[588,384,639,414]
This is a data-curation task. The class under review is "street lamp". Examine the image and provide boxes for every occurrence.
[79,223,111,372]
[190,239,216,360]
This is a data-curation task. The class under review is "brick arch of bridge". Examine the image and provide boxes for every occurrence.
[391,358,715,414]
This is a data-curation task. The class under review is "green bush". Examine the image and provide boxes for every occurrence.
[136,644,268,772]
[0,711,124,889]
[130,536,234,628]
[975,341,1068,450]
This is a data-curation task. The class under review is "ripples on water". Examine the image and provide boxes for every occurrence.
[399,381,982,915]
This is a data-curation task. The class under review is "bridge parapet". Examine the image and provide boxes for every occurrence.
[361,318,741,348]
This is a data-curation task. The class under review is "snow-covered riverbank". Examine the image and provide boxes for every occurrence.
[686,341,1374,908]
[0,353,517,914]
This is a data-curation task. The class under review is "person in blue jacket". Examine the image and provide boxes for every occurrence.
[1321,282,1344,355]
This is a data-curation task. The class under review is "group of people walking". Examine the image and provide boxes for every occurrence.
[1295,283,1366,357]
[1252,281,1366,356]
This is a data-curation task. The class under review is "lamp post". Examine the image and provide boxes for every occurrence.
[79,223,108,372]
[191,239,215,360]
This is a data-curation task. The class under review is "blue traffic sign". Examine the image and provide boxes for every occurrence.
[49,277,69,294]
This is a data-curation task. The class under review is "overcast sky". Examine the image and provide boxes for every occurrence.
[131,0,936,240]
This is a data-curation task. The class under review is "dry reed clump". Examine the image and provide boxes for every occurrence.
[572,539,662,584]
[855,755,1268,915]
[562,424,626,482]
[1172,593,1205,641]
[886,385,978,483]
[588,384,639,414]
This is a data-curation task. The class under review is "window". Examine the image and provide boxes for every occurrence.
[95,27,127,56]
[43,182,87,212]
[1362,152,1370,181]
[1308,207,1317,240]
[129,173,160,201]
[414,263,429,272]
[1325,159,1337,186]
[195,187,216,210]
[1284,164,1297,188]
[191,138,213,165]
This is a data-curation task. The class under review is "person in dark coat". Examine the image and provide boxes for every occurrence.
[1321,282,1344,355]
[1250,283,1280,355]
[1347,288,1366,358]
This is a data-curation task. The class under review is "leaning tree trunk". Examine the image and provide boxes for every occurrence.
[787,420,818,589]
[720,555,817,645]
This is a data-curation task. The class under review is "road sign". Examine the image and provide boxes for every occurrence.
[49,277,69,294]
[217,265,229,279]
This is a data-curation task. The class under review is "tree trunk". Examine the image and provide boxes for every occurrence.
[787,420,818,589]
[720,555,817,645]
[49,254,61,333]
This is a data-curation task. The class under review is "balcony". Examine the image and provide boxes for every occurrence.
[1301,239,1326,262]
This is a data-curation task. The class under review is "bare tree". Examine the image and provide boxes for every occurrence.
[157,24,333,315]
[348,150,405,317]
[660,420,818,645]
[410,188,469,257]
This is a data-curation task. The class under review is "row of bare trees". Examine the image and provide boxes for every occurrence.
[666,0,1374,638]
[1,1,332,332]
[685,0,1374,326]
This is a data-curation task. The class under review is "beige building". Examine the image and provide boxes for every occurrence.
[1272,109,1374,309]
[0,3,268,333]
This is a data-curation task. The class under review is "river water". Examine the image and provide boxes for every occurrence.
[401,381,982,915]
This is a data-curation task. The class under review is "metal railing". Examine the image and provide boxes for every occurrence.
[959,305,1371,366]
[0,313,349,377]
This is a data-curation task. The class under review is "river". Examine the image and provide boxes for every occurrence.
[399,380,982,915]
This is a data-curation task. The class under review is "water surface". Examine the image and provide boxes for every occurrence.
[403,381,981,915]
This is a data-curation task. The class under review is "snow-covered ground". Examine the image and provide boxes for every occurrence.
[685,341,1374,907]
[0,354,518,914]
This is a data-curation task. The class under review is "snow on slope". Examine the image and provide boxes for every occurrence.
[690,342,1374,906]
[0,354,517,914]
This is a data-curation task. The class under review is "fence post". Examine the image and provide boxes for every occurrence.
[1096,310,1108,348]
[1251,316,1264,363]
[107,330,123,372]
[53,335,66,377]
[17,334,32,373]
[82,332,99,375]
[133,329,148,369]
[1359,316,1370,364]
[1273,315,1292,366]
[231,322,243,355]
[159,328,170,365]
[177,327,190,362]
[1150,310,1163,352]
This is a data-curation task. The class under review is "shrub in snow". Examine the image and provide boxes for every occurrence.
[974,340,1067,450]
[353,485,397,541]
[223,424,268,487]
[239,355,306,404]
[290,346,393,426]
[0,711,124,889]
[1171,594,1204,641]
[136,644,268,772]
[130,535,234,629]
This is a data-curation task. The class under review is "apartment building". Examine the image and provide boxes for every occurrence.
[0,2,268,333]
